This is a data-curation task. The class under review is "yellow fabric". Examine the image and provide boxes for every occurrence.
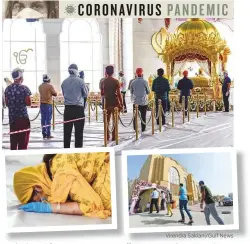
[50,152,111,212]
[49,167,110,219]
[13,152,111,218]
[167,203,173,215]
[13,164,52,204]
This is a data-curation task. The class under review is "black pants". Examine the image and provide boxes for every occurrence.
[179,96,188,115]
[155,99,167,125]
[222,92,230,112]
[161,199,166,210]
[150,198,159,213]
[63,105,85,148]
[121,91,127,111]
[133,104,148,132]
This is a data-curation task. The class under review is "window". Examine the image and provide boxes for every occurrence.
[60,19,102,92]
[168,167,180,196]
[2,19,45,93]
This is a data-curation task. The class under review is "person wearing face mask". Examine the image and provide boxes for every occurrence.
[79,71,88,110]
[5,1,59,19]
[221,71,231,112]
[4,68,32,150]
[14,153,111,218]
[38,74,57,139]
[61,64,89,148]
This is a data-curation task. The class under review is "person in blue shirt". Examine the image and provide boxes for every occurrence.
[178,183,194,224]
[61,64,88,148]
[221,71,231,112]
[152,68,171,125]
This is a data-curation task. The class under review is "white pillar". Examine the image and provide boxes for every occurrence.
[97,19,109,77]
[123,18,133,83]
[42,19,64,93]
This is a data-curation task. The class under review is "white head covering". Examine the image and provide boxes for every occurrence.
[12,68,24,80]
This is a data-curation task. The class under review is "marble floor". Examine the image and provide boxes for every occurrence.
[5,155,112,229]
[2,102,234,155]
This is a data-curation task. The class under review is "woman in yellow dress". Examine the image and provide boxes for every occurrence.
[14,153,111,219]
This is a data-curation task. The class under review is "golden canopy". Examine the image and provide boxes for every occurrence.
[152,18,230,81]
[152,18,227,63]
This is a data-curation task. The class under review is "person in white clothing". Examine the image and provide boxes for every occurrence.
[119,71,127,113]
[150,188,159,213]
[161,191,166,210]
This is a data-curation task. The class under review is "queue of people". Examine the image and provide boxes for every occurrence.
[2,66,232,150]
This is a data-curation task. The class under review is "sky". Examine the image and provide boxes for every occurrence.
[127,152,233,196]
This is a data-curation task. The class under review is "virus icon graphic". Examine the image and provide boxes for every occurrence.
[64,4,77,15]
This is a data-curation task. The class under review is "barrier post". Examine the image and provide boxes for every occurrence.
[188,96,191,122]
[52,99,55,130]
[114,107,119,145]
[196,94,199,118]
[135,105,139,140]
[151,102,155,135]
[171,98,174,128]
[182,96,185,124]
[95,99,98,121]
[158,99,162,132]
[204,93,207,115]
[213,100,216,112]
[88,97,91,123]
[103,109,108,147]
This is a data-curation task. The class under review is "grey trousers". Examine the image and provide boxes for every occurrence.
[204,203,224,225]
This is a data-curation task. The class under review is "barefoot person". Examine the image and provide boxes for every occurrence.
[102,65,123,141]
[221,71,231,112]
[61,64,88,148]
[177,71,194,116]
[5,68,31,150]
[178,183,194,224]
[199,181,224,225]
[38,74,57,139]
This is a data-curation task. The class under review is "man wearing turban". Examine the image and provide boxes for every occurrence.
[102,65,123,141]
[38,74,57,139]
[61,64,89,148]
[221,71,231,112]
[130,68,150,132]
[4,68,32,150]
[177,71,194,116]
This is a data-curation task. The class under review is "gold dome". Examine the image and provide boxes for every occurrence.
[175,18,221,38]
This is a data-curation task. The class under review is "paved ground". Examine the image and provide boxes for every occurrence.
[2,101,233,153]
[129,204,234,228]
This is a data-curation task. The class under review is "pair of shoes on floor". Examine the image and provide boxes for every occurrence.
[43,135,54,139]
[178,219,194,224]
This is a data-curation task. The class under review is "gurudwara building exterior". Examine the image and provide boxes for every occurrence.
[128,155,201,212]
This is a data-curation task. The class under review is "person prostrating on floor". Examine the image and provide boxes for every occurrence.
[61,64,88,148]
[38,74,57,139]
[130,68,150,132]
[178,183,194,224]
[152,68,170,125]
[149,188,159,214]
[199,181,224,225]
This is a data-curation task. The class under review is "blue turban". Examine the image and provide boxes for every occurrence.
[79,71,84,79]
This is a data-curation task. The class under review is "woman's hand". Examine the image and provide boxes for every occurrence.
[19,202,52,213]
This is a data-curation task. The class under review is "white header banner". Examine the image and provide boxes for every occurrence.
[59,1,234,18]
